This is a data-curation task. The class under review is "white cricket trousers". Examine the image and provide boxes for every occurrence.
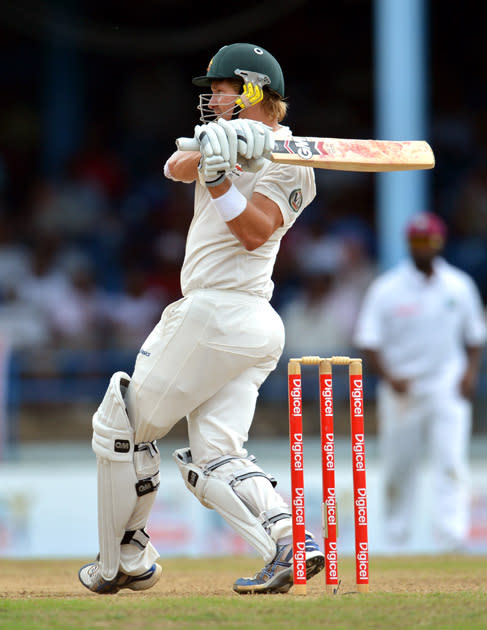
[125,289,285,464]
[377,381,472,550]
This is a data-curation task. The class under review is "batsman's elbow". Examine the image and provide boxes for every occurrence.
[164,151,199,183]
[227,227,267,251]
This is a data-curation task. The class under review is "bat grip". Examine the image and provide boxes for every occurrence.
[176,137,200,152]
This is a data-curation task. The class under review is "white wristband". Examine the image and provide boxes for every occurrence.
[211,183,247,222]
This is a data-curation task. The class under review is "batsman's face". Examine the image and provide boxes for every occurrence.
[208,80,240,120]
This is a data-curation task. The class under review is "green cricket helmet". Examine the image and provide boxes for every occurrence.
[192,43,285,97]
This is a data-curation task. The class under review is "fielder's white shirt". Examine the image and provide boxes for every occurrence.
[180,126,316,300]
[353,258,487,393]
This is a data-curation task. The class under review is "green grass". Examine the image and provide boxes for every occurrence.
[0,556,485,630]
[1,593,486,630]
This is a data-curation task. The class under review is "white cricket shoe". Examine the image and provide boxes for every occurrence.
[79,561,162,594]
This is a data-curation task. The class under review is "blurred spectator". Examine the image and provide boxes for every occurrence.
[50,255,111,350]
[335,231,377,298]
[0,286,51,349]
[281,232,361,358]
[15,234,103,348]
[144,186,193,304]
[0,213,31,296]
[146,229,186,304]
[103,266,164,351]
[27,175,108,243]
[17,235,69,306]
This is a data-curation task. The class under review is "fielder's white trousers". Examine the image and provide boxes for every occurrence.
[377,381,472,550]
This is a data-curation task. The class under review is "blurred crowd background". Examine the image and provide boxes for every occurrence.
[0,0,485,448]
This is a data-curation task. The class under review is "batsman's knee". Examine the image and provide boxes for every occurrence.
[92,371,134,462]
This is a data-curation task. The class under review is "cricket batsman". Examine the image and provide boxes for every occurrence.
[79,42,324,595]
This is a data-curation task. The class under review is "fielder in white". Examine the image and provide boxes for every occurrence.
[79,43,325,595]
[354,212,486,551]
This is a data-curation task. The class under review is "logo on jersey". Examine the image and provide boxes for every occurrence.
[289,188,303,212]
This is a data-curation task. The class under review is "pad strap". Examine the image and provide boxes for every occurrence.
[260,507,292,532]
[135,474,160,497]
[121,528,150,550]
[205,454,277,488]
[134,441,161,497]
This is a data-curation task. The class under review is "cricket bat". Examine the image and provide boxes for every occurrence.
[176,136,435,172]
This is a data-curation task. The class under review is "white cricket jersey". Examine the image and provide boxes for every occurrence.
[180,126,316,300]
[353,258,487,391]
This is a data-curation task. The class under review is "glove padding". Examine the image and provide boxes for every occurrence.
[194,121,237,168]
[194,120,239,187]
[197,155,229,187]
[193,119,274,185]
[228,119,275,160]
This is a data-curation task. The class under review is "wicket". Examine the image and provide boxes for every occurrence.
[288,355,369,595]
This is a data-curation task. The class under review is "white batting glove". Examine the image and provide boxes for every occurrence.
[197,155,231,187]
[194,122,237,167]
[228,119,275,160]
[217,118,238,167]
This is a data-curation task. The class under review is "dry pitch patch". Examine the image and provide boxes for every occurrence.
[0,555,485,599]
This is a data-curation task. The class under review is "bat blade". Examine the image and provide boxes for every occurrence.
[175,136,435,172]
[270,137,435,172]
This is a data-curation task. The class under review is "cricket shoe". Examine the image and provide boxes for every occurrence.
[233,534,324,594]
[79,561,162,594]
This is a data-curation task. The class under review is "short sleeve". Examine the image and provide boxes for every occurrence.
[254,162,316,227]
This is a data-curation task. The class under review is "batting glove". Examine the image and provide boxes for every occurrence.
[197,155,230,187]
[222,119,275,160]
[194,122,237,168]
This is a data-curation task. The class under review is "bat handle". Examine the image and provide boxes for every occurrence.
[176,137,200,152]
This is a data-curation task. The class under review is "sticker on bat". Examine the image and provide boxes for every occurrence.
[275,139,321,160]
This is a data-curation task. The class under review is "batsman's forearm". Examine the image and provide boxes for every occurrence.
[166,150,200,182]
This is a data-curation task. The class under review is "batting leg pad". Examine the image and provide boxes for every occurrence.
[173,448,291,562]
[120,441,161,575]
[92,372,138,580]
[92,372,134,462]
